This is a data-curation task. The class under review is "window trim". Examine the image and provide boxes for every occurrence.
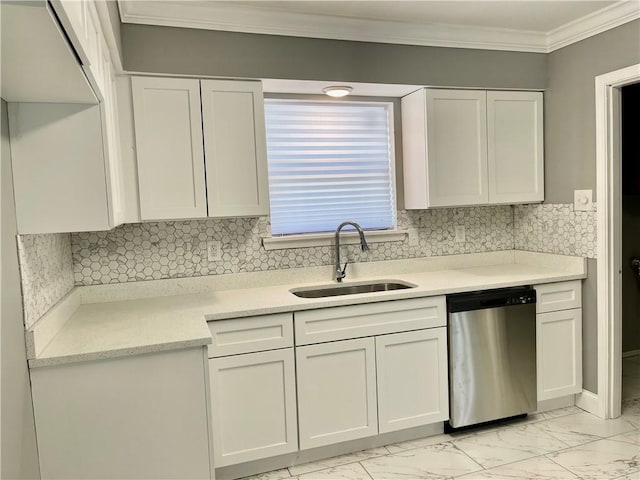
[262,229,407,251]
[263,97,399,241]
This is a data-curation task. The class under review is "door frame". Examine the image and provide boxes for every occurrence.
[594,63,640,419]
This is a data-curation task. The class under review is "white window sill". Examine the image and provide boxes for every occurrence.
[262,230,408,251]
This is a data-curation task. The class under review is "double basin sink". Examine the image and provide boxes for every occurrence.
[290,280,415,299]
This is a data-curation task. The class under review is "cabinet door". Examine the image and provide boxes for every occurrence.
[296,338,377,450]
[425,89,488,207]
[8,103,111,234]
[131,77,207,220]
[201,80,269,217]
[210,348,298,466]
[50,0,95,67]
[376,328,449,433]
[487,91,544,204]
[537,308,583,400]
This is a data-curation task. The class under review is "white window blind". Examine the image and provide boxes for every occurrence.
[265,100,396,236]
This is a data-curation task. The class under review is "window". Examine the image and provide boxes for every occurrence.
[264,100,397,236]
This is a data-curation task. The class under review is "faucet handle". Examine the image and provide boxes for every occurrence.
[340,261,348,276]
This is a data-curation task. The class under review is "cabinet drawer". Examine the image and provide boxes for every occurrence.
[208,313,293,357]
[294,296,446,346]
[535,280,582,313]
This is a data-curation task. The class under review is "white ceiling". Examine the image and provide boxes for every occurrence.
[229,1,615,32]
[119,0,640,52]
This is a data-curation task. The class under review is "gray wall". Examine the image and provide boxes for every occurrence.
[545,19,640,204]
[1,99,40,478]
[122,24,547,89]
[545,19,640,393]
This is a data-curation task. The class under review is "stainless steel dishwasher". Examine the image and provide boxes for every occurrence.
[447,286,537,429]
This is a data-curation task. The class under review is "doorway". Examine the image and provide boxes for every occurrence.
[621,82,640,402]
[595,63,640,419]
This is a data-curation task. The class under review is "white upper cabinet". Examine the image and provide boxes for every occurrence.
[487,91,544,204]
[9,103,112,234]
[132,77,207,220]
[201,80,269,217]
[131,77,270,221]
[1,1,96,103]
[50,0,96,68]
[402,88,544,208]
[6,0,129,234]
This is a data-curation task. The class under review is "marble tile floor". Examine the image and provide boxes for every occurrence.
[244,378,640,480]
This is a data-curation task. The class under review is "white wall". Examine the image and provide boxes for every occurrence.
[1,98,40,479]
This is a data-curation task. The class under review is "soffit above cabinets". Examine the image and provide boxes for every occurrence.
[261,79,423,98]
[117,0,640,53]
[1,1,96,103]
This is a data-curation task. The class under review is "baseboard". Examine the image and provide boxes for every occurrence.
[576,389,601,416]
[536,395,575,413]
[215,422,443,480]
[622,349,640,358]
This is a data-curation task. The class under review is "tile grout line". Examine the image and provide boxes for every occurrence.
[543,451,592,480]
[357,461,375,480]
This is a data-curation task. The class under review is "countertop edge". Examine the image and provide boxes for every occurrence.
[202,271,587,321]
[27,252,588,369]
[28,336,212,368]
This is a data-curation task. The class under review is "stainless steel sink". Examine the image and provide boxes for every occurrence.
[290,280,416,299]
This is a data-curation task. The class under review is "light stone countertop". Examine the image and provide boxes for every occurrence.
[27,251,587,368]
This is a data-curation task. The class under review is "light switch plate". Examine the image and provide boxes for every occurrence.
[455,225,466,243]
[574,189,593,211]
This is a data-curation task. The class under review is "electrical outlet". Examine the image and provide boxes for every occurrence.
[455,225,466,243]
[207,240,222,261]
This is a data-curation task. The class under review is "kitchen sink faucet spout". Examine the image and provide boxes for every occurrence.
[334,221,369,282]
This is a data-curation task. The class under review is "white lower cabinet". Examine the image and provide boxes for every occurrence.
[295,297,449,451]
[537,308,583,400]
[534,281,583,401]
[376,328,449,433]
[296,337,378,450]
[210,348,298,466]
[30,348,213,480]
[208,314,297,468]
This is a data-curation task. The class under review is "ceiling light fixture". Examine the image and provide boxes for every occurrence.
[323,86,353,97]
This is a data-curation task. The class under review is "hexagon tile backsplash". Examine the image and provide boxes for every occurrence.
[513,203,597,258]
[71,206,515,285]
[17,203,597,324]
[17,233,74,328]
[67,203,598,286]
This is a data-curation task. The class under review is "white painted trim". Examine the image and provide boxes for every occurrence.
[262,230,407,251]
[547,1,640,52]
[622,349,640,358]
[575,389,600,414]
[118,0,639,54]
[118,1,547,52]
[595,63,640,419]
[94,0,123,73]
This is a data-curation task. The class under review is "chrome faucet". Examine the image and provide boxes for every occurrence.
[334,221,369,282]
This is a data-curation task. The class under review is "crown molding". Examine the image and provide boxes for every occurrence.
[119,0,640,54]
[546,1,640,52]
